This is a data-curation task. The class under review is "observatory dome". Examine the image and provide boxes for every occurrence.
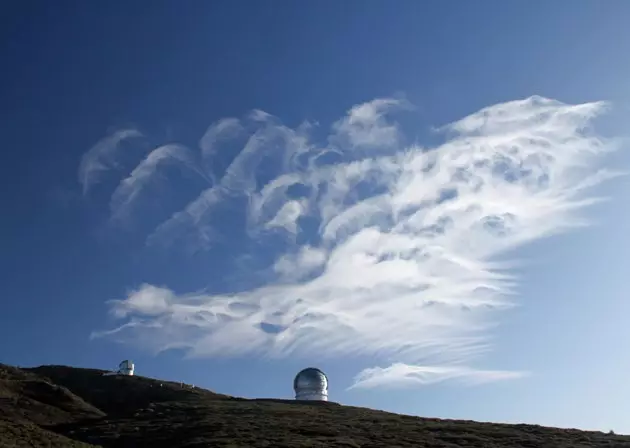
[118,360,134,376]
[293,367,328,401]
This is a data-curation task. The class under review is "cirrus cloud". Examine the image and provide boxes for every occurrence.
[88,95,622,389]
[349,363,529,390]
[109,143,209,224]
[78,128,143,196]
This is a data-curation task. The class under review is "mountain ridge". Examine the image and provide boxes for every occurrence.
[1,363,628,447]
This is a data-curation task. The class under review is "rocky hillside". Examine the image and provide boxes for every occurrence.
[0,363,628,447]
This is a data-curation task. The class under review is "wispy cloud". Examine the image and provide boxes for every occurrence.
[146,112,311,252]
[109,144,208,223]
[78,128,143,195]
[199,118,244,159]
[89,96,621,388]
[331,97,409,148]
[349,363,529,389]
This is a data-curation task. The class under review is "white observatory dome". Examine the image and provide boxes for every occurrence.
[118,360,134,376]
[293,367,328,401]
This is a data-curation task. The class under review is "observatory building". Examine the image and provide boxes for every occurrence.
[103,360,135,377]
[293,367,328,401]
[118,360,134,376]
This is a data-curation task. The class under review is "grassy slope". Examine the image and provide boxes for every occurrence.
[0,363,628,448]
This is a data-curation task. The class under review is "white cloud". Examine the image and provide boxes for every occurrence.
[109,144,206,223]
[331,97,408,148]
[199,117,244,160]
[90,96,622,387]
[78,128,143,195]
[108,284,174,318]
[146,111,312,249]
[265,199,307,234]
[349,363,528,389]
[144,183,227,252]
[273,245,327,281]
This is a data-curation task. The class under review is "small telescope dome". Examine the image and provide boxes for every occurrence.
[118,360,134,376]
[293,367,328,401]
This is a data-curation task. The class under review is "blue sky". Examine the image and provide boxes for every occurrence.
[2,0,630,433]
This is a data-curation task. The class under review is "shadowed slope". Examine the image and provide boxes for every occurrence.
[27,365,229,417]
[0,364,103,447]
[1,363,629,447]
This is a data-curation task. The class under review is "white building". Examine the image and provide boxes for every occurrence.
[118,360,134,376]
[102,359,135,376]
[293,367,328,401]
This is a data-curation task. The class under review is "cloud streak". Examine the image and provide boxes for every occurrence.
[78,128,143,195]
[349,363,529,389]
[331,97,409,149]
[89,96,621,389]
[109,144,208,223]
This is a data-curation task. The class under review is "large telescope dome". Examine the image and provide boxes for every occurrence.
[293,367,328,401]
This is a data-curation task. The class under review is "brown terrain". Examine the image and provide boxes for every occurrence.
[0,363,628,447]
